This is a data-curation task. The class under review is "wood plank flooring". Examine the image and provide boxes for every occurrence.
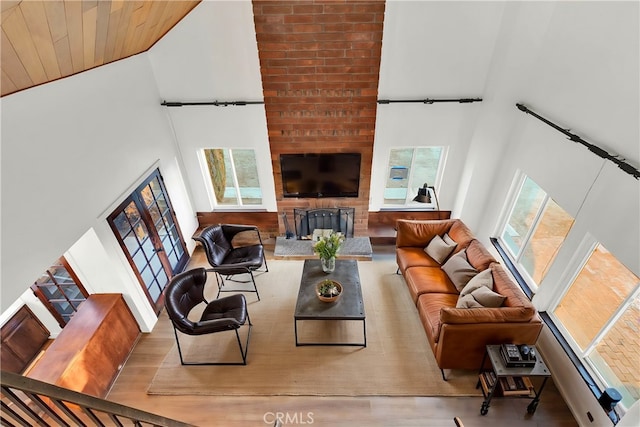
[107,245,578,427]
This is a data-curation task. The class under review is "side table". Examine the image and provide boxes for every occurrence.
[477,344,551,415]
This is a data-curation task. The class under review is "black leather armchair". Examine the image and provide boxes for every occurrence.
[164,267,251,365]
[193,224,268,301]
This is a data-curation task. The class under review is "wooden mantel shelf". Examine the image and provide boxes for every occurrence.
[26,293,140,398]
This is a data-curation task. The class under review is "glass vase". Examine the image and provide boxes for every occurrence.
[320,256,336,273]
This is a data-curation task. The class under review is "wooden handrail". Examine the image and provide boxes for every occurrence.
[1,370,194,427]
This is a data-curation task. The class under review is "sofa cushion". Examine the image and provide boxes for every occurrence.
[417,293,458,343]
[424,234,457,264]
[465,239,496,271]
[456,286,506,308]
[441,249,478,291]
[396,247,441,273]
[405,267,458,302]
[459,268,494,297]
[441,264,536,322]
[396,219,454,248]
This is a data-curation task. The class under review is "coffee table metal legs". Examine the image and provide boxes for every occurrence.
[294,318,367,347]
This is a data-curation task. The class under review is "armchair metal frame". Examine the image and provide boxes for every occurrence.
[194,224,268,301]
[165,268,252,366]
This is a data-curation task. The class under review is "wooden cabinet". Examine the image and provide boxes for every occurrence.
[1,305,50,373]
[27,294,140,398]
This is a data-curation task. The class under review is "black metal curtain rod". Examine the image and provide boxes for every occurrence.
[377,97,482,104]
[161,100,265,107]
[516,103,640,180]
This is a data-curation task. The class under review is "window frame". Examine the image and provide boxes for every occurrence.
[496,174,574,292]
[546,236,640,411]
[494,172,637,419]
[381,146,447,208]
[200,147,265,210]
[30,257,89,328]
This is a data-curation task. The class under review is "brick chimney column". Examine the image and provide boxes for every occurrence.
[252,0,385,236]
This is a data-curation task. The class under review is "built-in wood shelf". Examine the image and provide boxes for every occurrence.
[196,209,452,246]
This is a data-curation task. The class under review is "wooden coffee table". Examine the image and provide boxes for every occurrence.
[294,259,366,346]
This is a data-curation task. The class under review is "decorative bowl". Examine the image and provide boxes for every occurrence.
[316,280,343,303]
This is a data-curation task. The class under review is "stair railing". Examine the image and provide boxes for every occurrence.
[1,370,194,427]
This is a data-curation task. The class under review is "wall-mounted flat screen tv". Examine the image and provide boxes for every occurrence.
[280,153,361,198]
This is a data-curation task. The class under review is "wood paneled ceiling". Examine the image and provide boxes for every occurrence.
[1,0,201,97]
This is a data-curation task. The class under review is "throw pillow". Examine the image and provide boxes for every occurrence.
[441,249,478,291]
[424,234,457,264]
[443,233,456,246]
[470,286,506,307]
[456,293,484,308]
[459,268,494,298]
[456,286,506,308]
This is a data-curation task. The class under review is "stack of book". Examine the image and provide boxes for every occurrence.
[479,372,534,396]
[499,375,534,396]
[478,371,497,394]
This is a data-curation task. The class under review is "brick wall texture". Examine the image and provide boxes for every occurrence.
[252,0,386,236]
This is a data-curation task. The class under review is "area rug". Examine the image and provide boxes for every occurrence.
[147,259,482,397]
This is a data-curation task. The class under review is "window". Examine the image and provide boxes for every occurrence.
[551,243,640,410]
[203,148,262,206]
[383,147,444,206]
[31,258,88,328]
[499,176,574,288]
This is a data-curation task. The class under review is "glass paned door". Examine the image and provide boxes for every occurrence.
[108,169,188,313]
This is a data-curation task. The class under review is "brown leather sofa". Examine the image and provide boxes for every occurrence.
[396,219,543,379]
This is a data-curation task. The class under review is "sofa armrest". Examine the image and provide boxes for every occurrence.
[440,306,538,324]
[435,321,543,370]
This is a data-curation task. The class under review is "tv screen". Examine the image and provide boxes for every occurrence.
[280,153,361,198]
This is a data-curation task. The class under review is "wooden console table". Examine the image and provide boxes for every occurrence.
[26,293,140,398]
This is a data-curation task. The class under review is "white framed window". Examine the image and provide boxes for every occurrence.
[550,241,640,411]
[383,146,445,207]
[497,173,638,415]
[202,148,263,207]
[498,175,574,290]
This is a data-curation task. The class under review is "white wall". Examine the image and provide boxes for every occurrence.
[376,1,639,425]
[463,2,639,425]
[0,54,198,330]
[372,1,505,214]
[147,0,276,212]
[371,103,483,211]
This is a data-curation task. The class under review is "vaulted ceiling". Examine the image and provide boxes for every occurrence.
[1,0,201,97]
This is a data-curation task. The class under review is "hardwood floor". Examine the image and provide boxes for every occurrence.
[107,245,578,427]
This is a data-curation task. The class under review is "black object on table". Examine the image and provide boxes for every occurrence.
[477,344,551,415]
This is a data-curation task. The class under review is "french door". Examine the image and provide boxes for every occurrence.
[107,169,188,313]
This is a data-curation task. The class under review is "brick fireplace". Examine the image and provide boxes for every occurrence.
[252,0,386,236]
